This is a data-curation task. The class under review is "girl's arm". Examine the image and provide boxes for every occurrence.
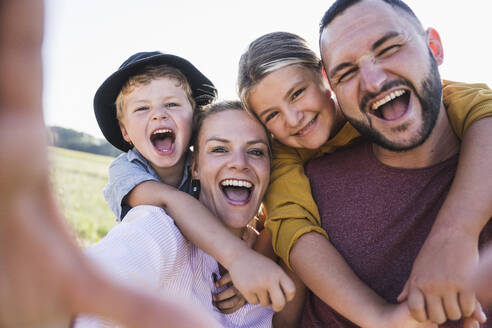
[398,81,492,323]
[290,232,437,328]
[265,123,360,268]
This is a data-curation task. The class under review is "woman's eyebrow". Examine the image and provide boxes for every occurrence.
[206,137,229,144]
[247,140,268,146]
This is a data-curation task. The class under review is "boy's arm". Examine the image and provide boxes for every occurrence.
[104,154,160,220]
[125,180,296,312]
[399,81,492,323]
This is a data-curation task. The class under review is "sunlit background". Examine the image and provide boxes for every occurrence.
[43,0,492,246]
[43,0,492,139]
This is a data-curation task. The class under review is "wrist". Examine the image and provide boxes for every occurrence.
[217,239,255,270]
[429,204,484,242]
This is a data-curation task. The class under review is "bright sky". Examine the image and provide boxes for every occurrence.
[43,0,492,139]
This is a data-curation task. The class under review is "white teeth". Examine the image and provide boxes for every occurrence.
[371,90,406,111]
[153,129,172,135]
[220,179,253,188]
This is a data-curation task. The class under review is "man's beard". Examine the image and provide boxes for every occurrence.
[345,50,442,152]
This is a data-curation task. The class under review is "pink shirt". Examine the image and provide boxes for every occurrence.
[75,205,273,328]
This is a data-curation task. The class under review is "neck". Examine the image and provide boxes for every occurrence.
[151,155,187,188]
[373,104,460,168]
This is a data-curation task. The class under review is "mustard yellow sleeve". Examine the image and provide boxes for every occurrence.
[264,123,360,268]
[443,80,492,138]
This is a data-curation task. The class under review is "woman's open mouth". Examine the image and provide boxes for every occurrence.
[150,128,175,154]
[219,179,254,205]
[369,89,410,121]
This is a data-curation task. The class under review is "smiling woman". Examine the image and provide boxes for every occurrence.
[75,101,297,327]
[192,101,271,233]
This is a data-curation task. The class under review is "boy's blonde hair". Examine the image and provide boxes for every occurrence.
[115,64,196,120]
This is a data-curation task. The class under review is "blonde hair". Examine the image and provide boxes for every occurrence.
[115,64,195,120]
[238,32,322,113]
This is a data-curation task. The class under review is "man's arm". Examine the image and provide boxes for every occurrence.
[399,82,492,324]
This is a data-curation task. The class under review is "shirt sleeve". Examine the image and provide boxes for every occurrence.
[264,141,327,268]
[264,124,361,269]
[103,154,160,220]
[74,205,185,327]
[443,80,492,138]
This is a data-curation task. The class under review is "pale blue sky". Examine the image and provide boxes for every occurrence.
[43,0,492,138]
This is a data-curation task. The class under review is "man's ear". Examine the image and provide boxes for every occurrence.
[426,28,444,66]
[119,122,132,143]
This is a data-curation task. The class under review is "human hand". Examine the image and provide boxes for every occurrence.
[0,170,221,328]
[398,230,481,324]
[214,272,246,314]
[226,249,295,312]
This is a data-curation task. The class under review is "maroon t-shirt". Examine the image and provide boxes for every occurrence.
[302,140,491,328]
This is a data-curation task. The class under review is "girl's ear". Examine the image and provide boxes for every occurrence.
[426,28,444,66]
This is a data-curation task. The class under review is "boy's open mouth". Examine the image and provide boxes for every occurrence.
[220,179,254,205]
[150,128,175,153]
[369,89,410,121]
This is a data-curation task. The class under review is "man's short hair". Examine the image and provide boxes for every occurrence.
[319,0,422,34]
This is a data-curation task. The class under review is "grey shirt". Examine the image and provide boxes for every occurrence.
[103,148,193,221]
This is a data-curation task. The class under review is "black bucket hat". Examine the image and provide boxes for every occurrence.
[94,51,217,152]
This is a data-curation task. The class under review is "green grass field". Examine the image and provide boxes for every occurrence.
[49,147,117,248]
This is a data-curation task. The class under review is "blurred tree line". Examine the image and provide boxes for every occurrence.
[48,126,122,157]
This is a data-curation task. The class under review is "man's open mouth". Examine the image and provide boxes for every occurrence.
[369,89,410,121]
[150,128,175,153]
[220,179,254,205]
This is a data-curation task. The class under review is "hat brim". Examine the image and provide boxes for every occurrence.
[94,53,216,152]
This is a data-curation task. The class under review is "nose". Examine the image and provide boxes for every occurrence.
[359,57,387,94]
[152,107,168,120]
[284,105,303,129]
[228,150,249,171]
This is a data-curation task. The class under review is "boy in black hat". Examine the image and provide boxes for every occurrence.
[93,51,295,314]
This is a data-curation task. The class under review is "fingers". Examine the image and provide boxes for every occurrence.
[471,300,487,323]
[242,292,260,305]
[214,293,246,314]
[257,290,271,308]
[463,317,480,328]
[215,272,232,288]
[442,291,461,321]
[459,290,476,318]
[268,284,286,312]
[425,294,446,324]
[408,288,427,322]
[280,275,296,303]
[213,286,238,302]
[397,280,409,302]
